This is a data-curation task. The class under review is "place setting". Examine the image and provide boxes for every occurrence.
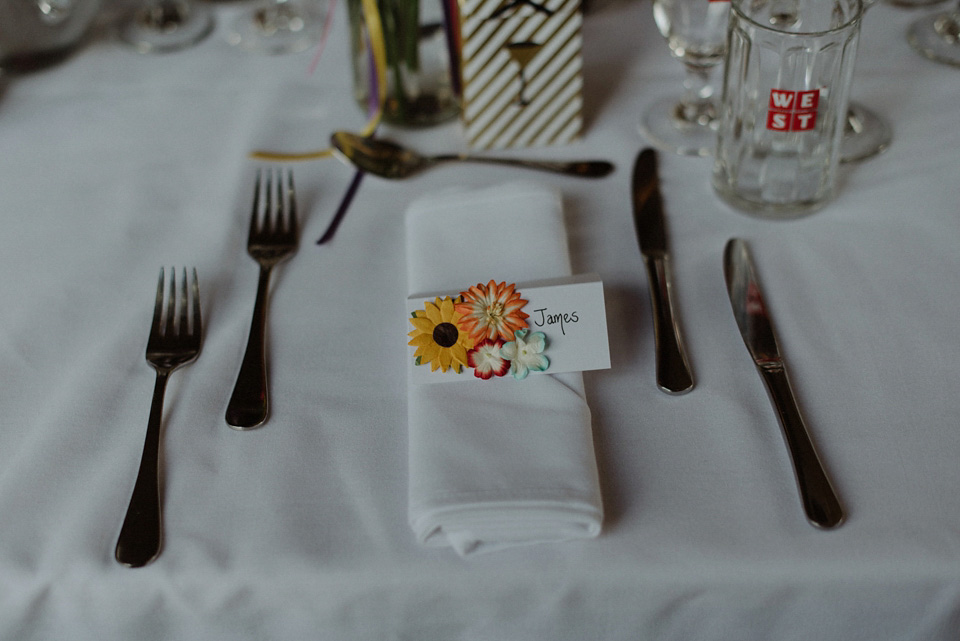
[101,0,881,567]
[4,0,960,636]
[84,0,956,573]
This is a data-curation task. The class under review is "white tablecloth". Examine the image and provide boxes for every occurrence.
[1,0,959,638]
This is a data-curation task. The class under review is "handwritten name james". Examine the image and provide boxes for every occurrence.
[533,308,579,336]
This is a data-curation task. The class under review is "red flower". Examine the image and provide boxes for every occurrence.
[467,338,510,380]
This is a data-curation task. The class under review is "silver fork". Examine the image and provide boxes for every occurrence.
[226,168,299,430]
[116,267,202,568]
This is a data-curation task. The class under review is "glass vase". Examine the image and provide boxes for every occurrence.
[347,0,461,127]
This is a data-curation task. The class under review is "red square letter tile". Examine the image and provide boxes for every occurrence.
[797,89,819,111]
[769,89,796,110]
[767,111,791,131]
[793,111,817,131]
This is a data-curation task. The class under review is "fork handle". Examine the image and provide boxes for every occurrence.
[226,265,271,429]
[116,371,168,568]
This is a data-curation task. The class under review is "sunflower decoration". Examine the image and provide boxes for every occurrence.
[455,280,529,343]
[408,297,475,373]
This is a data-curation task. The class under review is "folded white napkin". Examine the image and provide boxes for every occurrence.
[405,182,603,556]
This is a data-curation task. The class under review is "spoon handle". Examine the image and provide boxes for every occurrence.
[435,154,614,178]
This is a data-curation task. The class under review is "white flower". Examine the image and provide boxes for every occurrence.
[500,329,549,380]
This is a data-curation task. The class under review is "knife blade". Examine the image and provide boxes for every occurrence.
[723,238,844,529]
[632,148,694,394]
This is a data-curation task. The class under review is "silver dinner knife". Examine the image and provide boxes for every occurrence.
[723,238,844,529]
[632,148,694,394]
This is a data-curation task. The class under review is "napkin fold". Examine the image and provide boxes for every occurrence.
[406,182,603,556]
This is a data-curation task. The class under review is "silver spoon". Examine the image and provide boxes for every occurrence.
[330,131,615,179]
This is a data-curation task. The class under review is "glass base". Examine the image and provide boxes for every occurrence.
[840,101,892,163]
[227,0,325,55]
[712,177,830,219]
[639,94,718,157]
[118,0,214,54]
[1,45,79,73]
[908,11,960,66]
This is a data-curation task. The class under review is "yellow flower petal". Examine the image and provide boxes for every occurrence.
[451,344,468,366]
[409,316,436,333]
[424,300,442,324]
[420,342,440,364]
[438,349,452,371]
[408,333,435,348]
[439,297,455,321]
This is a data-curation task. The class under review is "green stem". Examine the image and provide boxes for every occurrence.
[377,0,421,120]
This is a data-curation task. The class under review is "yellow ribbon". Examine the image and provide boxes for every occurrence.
[250,0,388,162]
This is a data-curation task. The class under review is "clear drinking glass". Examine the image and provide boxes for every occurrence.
[908,0,960,66]
[117,0,214,53]
[712,0,863,217]
[228,0,326,55]
[639,0,730,157]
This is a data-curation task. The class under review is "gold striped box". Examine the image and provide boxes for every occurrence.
[459,0,584,149]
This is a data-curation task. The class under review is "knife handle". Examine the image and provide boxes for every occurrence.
[758,365,844,529]
[643,255,694,394]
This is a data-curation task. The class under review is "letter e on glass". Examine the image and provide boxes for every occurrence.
[797,89,819,111]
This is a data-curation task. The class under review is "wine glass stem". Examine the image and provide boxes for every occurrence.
[677,63,716,127]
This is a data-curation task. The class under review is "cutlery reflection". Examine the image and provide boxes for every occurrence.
[226,169,299,430]
[330,131,614,179]
[723,239,844,529]
[116,267,202,568]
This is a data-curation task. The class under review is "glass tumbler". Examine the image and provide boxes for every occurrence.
[712,0,863,217]
[347,0,461,127]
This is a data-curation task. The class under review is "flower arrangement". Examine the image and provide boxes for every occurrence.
[408,282,550,380]
[347,0,461,126]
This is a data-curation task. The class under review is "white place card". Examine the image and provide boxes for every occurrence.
[407,273,610,384]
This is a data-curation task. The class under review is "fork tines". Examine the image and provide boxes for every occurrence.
[226,169,298,430]
[149,267,201,349]
[250,168,297,239]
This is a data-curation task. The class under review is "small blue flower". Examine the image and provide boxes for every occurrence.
[501,329,549,380]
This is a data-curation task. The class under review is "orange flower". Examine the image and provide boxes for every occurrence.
[455,280,528,342]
